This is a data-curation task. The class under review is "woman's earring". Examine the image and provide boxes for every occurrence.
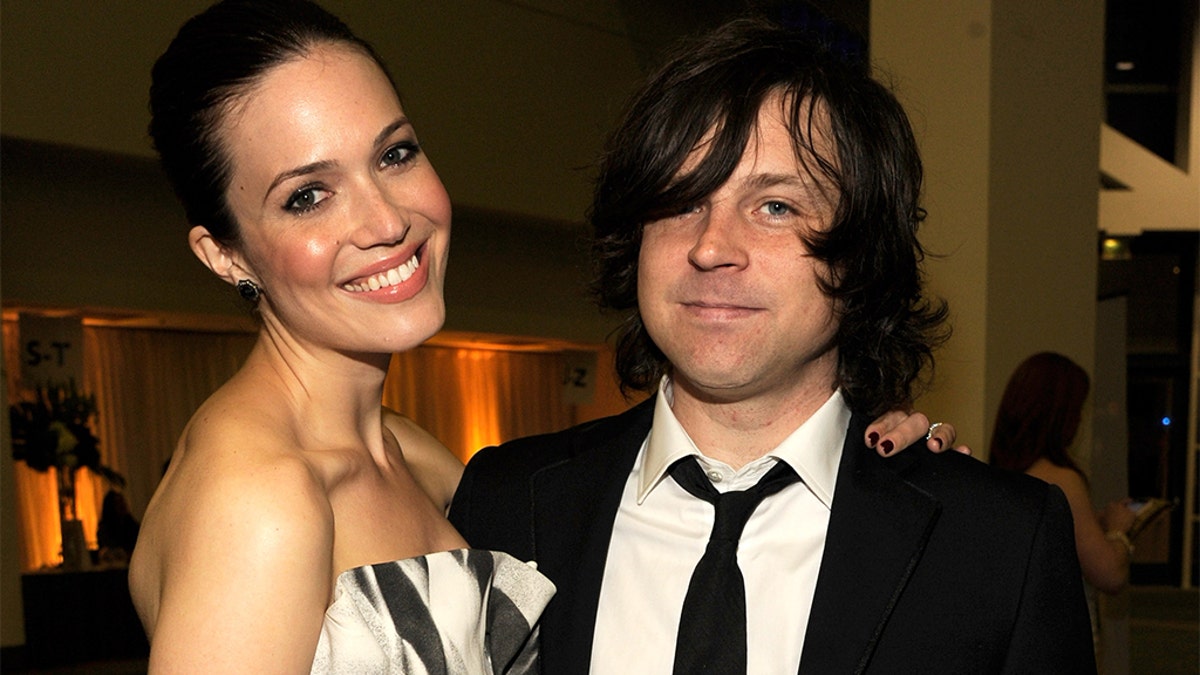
[236,279,262,302]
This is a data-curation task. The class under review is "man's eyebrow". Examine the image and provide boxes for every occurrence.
[741,172,809,190]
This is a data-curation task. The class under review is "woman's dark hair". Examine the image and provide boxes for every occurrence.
[589,17,948,416]
[989,352,1091,475]
[149,0,390,245]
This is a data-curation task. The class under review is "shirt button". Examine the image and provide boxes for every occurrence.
[707,470,724,483]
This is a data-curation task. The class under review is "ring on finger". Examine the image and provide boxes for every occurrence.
[925,422,943,440]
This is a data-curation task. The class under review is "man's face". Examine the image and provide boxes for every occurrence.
[637,92,841,406]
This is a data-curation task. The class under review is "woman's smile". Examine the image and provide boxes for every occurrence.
[340,246,429,303]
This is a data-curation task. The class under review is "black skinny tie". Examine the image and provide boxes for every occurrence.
[669,457,800,674]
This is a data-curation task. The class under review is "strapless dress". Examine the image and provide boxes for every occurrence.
[310,548,555,674]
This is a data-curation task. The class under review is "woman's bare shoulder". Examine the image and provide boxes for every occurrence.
[132,391,334,626]
[381,408,463,510]
[170,389,331,526]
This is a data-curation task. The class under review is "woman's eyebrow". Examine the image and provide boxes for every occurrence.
[373,117,411,151]
[262,117,413,202]
[266,159,338,198]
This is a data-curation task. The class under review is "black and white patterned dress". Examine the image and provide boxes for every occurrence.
[310,549,555,674]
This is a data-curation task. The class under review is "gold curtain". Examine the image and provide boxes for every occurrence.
[5,319,615,570]
[3,320,256,570]
[385,346,573,462]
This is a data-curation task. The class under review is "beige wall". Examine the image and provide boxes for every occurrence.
[873,1,1103,455]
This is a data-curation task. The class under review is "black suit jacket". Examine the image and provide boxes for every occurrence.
[450,399,1097,674]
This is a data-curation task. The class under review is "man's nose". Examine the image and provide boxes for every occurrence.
[688,205,749,271]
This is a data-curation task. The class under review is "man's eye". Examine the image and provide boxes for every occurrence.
[763,201,791,216]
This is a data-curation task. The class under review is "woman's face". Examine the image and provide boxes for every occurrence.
[217,42,451,357]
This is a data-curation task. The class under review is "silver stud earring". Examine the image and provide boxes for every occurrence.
[236,279,262,302]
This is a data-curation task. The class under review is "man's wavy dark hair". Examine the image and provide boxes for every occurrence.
[588,17,949,417]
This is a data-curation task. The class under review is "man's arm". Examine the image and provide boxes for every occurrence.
[1002,484,1097,674]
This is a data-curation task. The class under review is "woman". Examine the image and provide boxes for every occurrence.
[989,352,1136,658]
[129,1,958,671]
[989,352,1135,595]
[130,2,553,671]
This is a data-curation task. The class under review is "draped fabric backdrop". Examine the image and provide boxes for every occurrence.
[4,319,615,570]
[385,347,572,463]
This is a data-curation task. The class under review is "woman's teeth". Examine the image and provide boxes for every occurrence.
[343,254,419,292]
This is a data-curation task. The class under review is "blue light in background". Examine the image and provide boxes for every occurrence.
[1161,416,1171,427]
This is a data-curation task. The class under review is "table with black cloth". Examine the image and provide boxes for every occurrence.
[20,564,149,666]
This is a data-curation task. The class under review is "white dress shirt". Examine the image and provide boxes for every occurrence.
[589,379,850,674]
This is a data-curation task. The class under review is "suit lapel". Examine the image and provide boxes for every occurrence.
[799,415,940,674]
[532,398,655,674]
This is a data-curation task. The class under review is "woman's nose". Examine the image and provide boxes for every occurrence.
[350,182,411,248]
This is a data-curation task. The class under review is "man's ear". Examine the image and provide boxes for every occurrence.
[188,225,250,286]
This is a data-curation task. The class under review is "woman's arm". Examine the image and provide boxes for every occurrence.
[1034,464,1131,594]
[148,455,334,673]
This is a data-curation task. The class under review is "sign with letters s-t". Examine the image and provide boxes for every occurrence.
[19,314,84,388]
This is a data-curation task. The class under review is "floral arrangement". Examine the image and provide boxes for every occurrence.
[8,381,124,488]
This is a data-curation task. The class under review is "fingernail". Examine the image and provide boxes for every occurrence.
[881,440,894,455]
[867,432,879,447]
[932,437,943,451]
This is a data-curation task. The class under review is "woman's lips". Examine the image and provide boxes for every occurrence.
[340,244,431,303]
[341,252,420,293]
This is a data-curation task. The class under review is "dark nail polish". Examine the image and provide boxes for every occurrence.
[881,439,894,455]
[867,432,879,447]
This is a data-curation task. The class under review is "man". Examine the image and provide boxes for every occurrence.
[451,17,1094,674]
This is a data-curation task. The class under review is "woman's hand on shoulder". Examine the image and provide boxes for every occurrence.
[382,408,463,513]
[865,409,967,457]
[149,441,334,673]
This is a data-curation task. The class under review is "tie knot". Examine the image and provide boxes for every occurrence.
[669,458,800,541]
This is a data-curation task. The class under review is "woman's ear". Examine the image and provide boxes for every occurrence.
[188,226,250,285]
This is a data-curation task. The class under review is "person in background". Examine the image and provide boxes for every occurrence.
[990,351,1138,653]
[97,489,140,564]
[129,2,951,672]
[990,352,1136,594]
[451,17,1096,673]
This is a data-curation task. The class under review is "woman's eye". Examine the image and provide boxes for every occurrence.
[284,186,330,213]
[381,142,419,167]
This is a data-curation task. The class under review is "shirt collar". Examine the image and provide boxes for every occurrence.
[638,376,850,508]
